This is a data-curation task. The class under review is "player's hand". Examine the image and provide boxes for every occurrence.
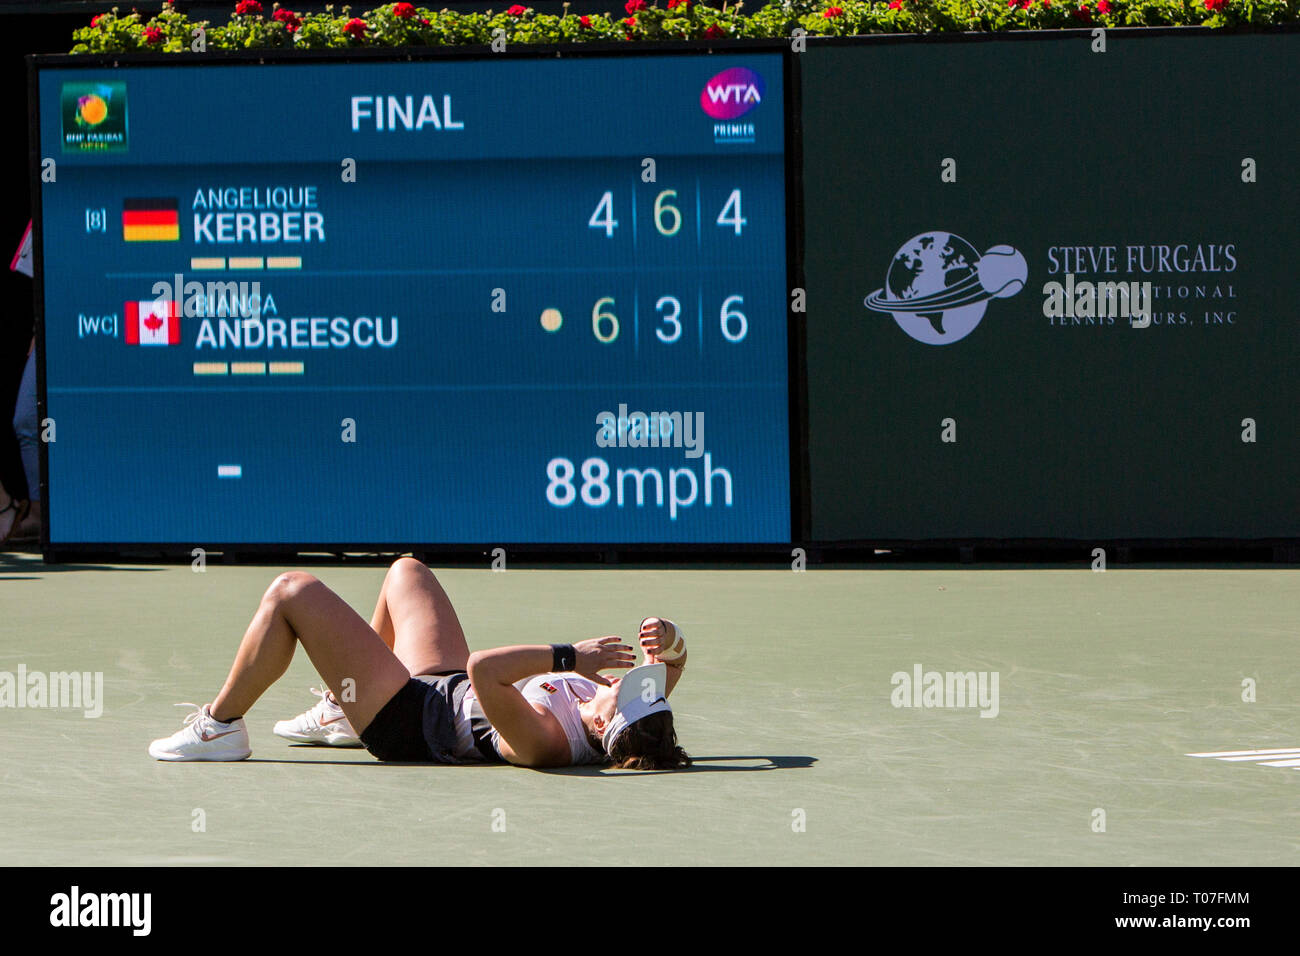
[638,617,674,662]
[572,636,636,686]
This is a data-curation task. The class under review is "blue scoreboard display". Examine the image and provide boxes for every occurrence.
[33,52,792,548]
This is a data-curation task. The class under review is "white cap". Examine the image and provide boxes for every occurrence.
[601,662,672,754]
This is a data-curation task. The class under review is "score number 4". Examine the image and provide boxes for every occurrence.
[589,189,747,237]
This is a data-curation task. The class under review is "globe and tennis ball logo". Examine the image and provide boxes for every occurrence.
[863,232,1027,345]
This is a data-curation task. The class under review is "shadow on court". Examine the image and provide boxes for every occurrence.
[0,553,165,574]
[245,755,817,774]
[535,755,819,776]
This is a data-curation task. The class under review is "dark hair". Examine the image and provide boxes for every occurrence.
[602,711,691,771]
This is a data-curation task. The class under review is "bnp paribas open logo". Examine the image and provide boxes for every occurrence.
[61,81,128,153]
[863,232,1027,345]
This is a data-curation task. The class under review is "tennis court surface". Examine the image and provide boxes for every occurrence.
[2,552,1297,865]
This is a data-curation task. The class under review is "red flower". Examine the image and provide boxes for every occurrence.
[91,13,103,26]
[1073,2,1092,18]
[143,25,163,42]
[234,0,262,14]
[506,4,527,14]
[274,8,302,31]
[823,5,843,16]
[703,22,725,36]
[579,13,592,26]
[343,16,368,36]
[888,0,902,7]
[1203,0,1225,8]
[1096,0,1111,11]
[421,17,431,24]
[667,0,689,7]
[393,2,417,16]
[624,15,637,27]
[625,0,646,11]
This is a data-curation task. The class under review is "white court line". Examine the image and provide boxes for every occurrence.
[1256,758,1300,767]
[1186,748,1300,758]
[1214,753,1300,762]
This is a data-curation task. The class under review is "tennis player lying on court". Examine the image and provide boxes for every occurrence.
[148,558,690,769]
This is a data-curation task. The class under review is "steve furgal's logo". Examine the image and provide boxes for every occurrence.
[863,231,1027,345]
[701,67,764,144]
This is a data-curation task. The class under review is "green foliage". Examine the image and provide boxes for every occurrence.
[66,0,1300,53]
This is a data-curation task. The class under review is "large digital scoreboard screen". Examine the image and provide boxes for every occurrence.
[33,51,791,549]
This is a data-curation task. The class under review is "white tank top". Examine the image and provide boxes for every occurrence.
[457,674,604,765]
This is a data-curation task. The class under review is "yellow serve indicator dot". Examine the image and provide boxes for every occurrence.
[540,308,562,333]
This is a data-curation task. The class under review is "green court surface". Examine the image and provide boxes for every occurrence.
[1,552,1298,866]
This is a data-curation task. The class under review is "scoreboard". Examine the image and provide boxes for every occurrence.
[33,52,792,548]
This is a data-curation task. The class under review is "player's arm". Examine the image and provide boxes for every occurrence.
[638,618,688,697]
[466,646,567,766]
[467,638,635,766]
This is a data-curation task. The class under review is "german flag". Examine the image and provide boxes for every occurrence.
[122,198,179,242]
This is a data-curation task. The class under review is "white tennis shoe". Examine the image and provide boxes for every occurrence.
[273,687,362,747]
[148,703,251,761]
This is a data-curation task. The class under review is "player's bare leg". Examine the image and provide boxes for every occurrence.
[210,572,410,733]
[369,557,471,677]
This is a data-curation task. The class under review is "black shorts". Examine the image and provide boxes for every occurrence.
[360,670,469,763]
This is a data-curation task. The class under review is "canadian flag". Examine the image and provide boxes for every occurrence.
[125,299,180,346]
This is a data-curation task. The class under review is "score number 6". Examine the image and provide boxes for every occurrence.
[592,297,619,344]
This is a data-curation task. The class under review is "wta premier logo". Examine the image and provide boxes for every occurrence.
[700,67,764,119]
[863,232,1027,345]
